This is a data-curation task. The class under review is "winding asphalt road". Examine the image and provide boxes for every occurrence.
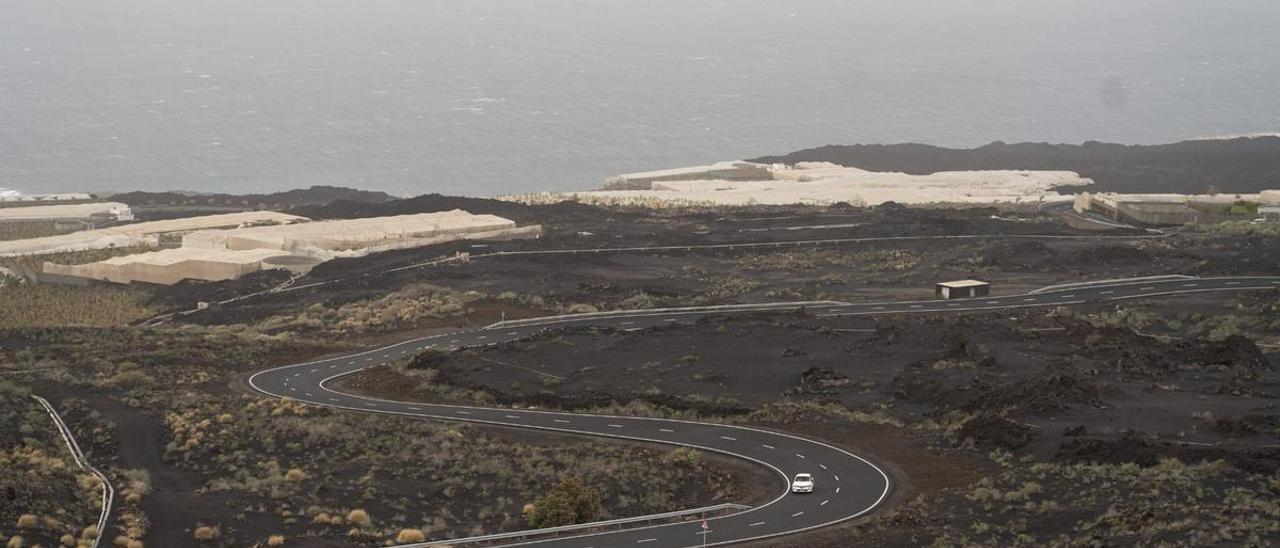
[249,275,1279,547]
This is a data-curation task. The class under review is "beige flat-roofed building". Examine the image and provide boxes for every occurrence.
[43,248,292,285]
[183,209,521,255]
[0,202,131,222]
[936,279,991,299]
[0,211,306,257]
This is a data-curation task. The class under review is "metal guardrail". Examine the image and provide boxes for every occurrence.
[32,395,114,548]
[1029,275,1197,294]
[397,502,751,547]
[485,301,845,330]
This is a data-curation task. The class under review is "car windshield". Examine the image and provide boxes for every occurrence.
[796,475,811,481]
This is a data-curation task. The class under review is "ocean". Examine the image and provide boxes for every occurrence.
[2,0,1278,197]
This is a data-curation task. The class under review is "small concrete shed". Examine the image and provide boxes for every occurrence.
[936,279,990,299]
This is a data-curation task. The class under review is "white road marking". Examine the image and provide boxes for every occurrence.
[946,303,959,307]
[834,474,840,482]
[792,511,805,517]
[1183,283,1198,287]
[1101,290,1114,295]
[749,522,766,527]
[329,364,338,368]
[762,444,775,449]
[608,424,624,428]
[450,339,459,344]
[1059,294,1076,298]
[664,318,677,322]
[1023,298,1037,302]
[304,392,313,397]
[477,335,488,340]
[554,419,571,423]
[909,305,922,309]
[1140,286,1155,290]
[347,361,354,365]
[508,331,518,335]
[637,539,657,544]
[366,403,378,407]
[1226,281,1241,285]
[795,453,806,459]
[871,306,886,310]
[985,300,1000,304]
[620,321,634,325]
[720,436,737,441]
[407,407,421,411]
[821,500,829,506]
[819,464,827,470]
[456,410,471,415]
[309,368,317,373]
[329,398,339,402]
[836,487,841,494]
[504,414,520,419]
[659,428,674,433]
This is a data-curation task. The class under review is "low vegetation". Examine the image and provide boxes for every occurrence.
[0,284,153,328]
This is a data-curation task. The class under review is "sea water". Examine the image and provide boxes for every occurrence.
[1,0,1277,196]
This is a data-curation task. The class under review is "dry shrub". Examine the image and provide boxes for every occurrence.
[267,535,285,546]
[310,512,331,524]
[81,526,99,540]
[6,536,22,548]
[15,514,38,528]
[283,468,306,481]
[127,541,144,548]
[60,534,75,547]
[346,509,371,527]
[192,526,218,541]
[396,529,426,543]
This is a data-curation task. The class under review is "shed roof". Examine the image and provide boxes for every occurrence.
[937,279,989,288]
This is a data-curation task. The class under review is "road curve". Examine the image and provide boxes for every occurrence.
[249,275,1279,547]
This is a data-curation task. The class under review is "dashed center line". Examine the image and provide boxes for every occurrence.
[504,414,520,419]
[659,428,674,433]
[608,424,624,428]
[749,521,766,527]
[554,419,571,423]
[795,453,806,459]
[636,539,657,544]
[456,410,471,415]
[821,500,829,506]
[834,474,841,482]
[792,511,805,518]
[761,444,775,450]
[720,436,737,441]
[1140,286,1155,291]
[1101,290,1114,295]
[819,464,827,470]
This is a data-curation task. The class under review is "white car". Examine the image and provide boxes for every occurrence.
[791,473,815,494]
